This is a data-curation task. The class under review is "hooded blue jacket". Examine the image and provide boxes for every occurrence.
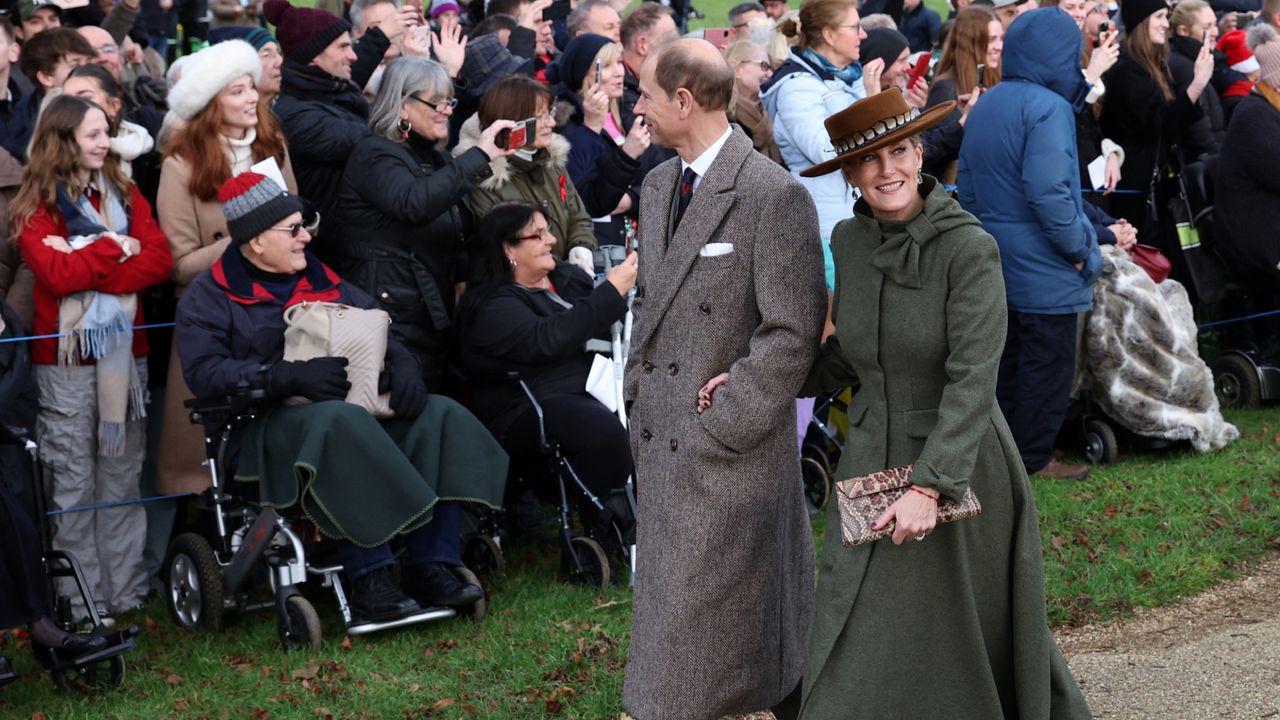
[956,8,1102,315]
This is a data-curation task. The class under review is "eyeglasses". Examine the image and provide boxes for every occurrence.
[740,59,772,71]
[516,226,554,242]
[408,95,458,113]
[95,43,119,55]
[270,222,307,238]
[838,23,862,32]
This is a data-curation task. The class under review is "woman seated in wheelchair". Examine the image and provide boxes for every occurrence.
[173,172,507,623]
[456,200,636,556]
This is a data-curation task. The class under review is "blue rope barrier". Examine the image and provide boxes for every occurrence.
[0,321,176,344]
[1197,308,1280,329]
[45,492,195,517]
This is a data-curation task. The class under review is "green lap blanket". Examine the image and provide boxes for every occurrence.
[234,396,507,548]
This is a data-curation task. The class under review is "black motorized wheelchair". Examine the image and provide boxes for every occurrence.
[163,383,485,651]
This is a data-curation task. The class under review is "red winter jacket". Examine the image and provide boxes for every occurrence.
[18,184,173,364]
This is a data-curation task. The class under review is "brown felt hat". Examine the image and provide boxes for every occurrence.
[800,88,955,178]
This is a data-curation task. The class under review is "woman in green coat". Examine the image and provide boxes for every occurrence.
[794,89,1093,718]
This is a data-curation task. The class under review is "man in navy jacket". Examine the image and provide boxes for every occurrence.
[957,7,1102,481]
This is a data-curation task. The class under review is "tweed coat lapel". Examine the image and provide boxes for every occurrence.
[632,129,750,352]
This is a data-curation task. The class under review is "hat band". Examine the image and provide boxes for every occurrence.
[831,108,921,155]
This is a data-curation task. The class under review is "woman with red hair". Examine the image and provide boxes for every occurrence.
[155,40,298,497]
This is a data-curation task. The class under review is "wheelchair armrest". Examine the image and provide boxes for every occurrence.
[185,388,269,426]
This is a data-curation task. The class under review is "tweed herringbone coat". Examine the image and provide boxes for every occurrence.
[621,128,826,720]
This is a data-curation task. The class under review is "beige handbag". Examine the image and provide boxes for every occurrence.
[282,301,395,418]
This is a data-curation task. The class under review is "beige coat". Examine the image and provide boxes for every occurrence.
[154,151,296,494]
[621,128,826,719]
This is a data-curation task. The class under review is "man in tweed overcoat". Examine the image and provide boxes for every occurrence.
[622,39,827,720]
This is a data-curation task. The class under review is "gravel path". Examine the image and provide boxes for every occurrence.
[724,553,1280,720]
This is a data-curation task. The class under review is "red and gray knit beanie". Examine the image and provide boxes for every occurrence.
[219,172,305,245]
[263,0,353,65]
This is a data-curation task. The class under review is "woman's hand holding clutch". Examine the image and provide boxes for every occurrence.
[871,485,939,545]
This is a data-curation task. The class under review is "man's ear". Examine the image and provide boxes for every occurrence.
[676,87,694,114]
[35,70,56,91]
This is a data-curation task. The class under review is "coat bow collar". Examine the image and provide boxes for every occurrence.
[856,176,946,289]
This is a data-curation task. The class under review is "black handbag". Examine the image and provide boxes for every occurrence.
[1168,146,1227,303]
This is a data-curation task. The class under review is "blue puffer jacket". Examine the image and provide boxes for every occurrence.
[956,8,1102,315]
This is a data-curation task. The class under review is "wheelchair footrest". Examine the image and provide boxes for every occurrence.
[345,608,455,636]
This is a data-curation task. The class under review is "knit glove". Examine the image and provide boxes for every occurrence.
[269,357,351,402]
[379,355,429,419]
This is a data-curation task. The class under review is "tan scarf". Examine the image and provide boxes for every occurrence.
[1256,81,1280,114]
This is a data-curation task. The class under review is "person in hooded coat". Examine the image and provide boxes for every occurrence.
[957,7,1103,481]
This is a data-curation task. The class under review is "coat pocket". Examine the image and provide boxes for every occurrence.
[904,409,938,439]
[691,251,738,272]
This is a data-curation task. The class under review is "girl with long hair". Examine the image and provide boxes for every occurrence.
[920,6,999,179]
[154,39,297,496]
[1100,0,1213,287]
[14,94,172,620]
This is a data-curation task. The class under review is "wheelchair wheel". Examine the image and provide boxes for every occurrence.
[280,595,322,651]
[454,567,486,623]
[1212,353,1262,409]
[801,457,830,514]
[462,533,507,578]
[49,654,124,695]
[562,536,611,589]
[1083,419,1119,465]
[165,533,224,632]
[802,442,832,479]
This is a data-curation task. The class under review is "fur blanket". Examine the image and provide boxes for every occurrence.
[1075,246,1238,452]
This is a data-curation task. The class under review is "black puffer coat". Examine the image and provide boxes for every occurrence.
[1168,34,1224,160]
[334,133,494,388]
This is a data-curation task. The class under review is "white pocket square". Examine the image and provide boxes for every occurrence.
[699,242,735,257]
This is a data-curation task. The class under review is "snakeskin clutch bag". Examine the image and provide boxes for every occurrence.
[835,465,982,546]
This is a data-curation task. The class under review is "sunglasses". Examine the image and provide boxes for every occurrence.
[270,222,307,238]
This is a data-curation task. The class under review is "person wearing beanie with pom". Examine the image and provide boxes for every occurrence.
[1216,28,1260,121]
[1100,0,1215,293]
[335,56,516,390]
[265,0,420,250]
[155,40,298,496]
[174,171,508,621]
[548,33,655,248]
[1214,24,1280,282]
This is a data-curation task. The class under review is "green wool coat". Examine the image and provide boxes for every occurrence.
[798,178,1092,719]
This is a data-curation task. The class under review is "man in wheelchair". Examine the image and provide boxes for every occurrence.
[173,173,507,623]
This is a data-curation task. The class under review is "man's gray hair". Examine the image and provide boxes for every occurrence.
[567,0,611,36]
[350,0,400,33]
[368,56,454,141]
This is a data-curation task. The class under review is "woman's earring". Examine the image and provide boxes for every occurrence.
[917,169,923,185]
[398,118,412,142]
[509,258,517,268]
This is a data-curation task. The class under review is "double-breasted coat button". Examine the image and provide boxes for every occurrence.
[669,439,678,451]
[668,363,678,376]
[699,303,711,315]
[640,429,653,441]
[642,361,655,373]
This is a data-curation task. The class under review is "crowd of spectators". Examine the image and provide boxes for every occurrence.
[0,0,1276,643]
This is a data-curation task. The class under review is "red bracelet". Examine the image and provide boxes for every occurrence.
[909,486,939,502]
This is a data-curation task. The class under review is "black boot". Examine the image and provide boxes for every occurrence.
[347,567,421,622]
[29,616,108,656]
[401,563,482,608]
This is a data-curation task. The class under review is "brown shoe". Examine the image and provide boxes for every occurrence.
[1034,459,1090,481]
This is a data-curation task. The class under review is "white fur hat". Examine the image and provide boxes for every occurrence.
[166,40,264,121]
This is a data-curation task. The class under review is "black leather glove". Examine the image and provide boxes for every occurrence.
[381,355,429,418]
[270,357,351,402]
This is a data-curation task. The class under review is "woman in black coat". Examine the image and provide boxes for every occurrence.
[457,200,635,538]
[334,57,515,390]
[1099,1,1213,239]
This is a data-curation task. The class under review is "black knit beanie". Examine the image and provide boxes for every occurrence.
[860,28,910,71]
[1120,0,1167,35]
[546,33,614,90]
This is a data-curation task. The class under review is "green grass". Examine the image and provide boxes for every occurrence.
[2,408,1276,718]
[1035,408,1280,626]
